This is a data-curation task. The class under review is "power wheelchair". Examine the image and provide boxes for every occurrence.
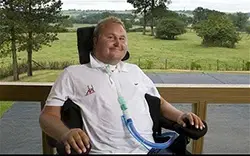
[44,26,208,155]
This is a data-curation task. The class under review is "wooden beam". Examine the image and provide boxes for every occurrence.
[156,84,250,103]
[0,82,52,101]
[0,82,249,103]
[192,101,207,154]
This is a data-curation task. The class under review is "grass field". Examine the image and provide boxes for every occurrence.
[1,31,249,72]
[0,101,14,118]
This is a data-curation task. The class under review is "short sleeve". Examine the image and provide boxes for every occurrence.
[136,66,161,98]
[45,68,75,106]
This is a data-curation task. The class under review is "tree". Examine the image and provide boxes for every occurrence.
[61,18,74,28]
[127,0,171,35]
[155,18,186,40]
[193,13,241,48]
[150,3,168,23]
[178,13,193,27]
[18,0,68,76]
[0,15,10,58]
[192,7,225,25]
[127,0,151,35]
[229,12,249,31]
[121,19,133,32]
[0,0,68,78]
[0,0,25,81]
[246,25,250,35]
[192,7,207,24]
[153,9,193,27]
[149,0,171,36]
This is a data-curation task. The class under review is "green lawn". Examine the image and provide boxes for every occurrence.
[128,31,250,70]
[1,31,249,71]
[0,101,14,118]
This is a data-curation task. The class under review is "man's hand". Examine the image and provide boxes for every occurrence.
[60,128,90,154]
[177,112,205,130]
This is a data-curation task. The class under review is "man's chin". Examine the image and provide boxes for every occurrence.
[110,50,123,54]
[108,56,123,65]
[109,53,124,59]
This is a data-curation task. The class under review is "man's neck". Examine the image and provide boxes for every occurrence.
[92,54,118,71]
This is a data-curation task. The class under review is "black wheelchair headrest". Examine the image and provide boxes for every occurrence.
[76,26,130,64]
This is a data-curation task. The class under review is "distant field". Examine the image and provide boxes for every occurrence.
[69,24,147,31]
[0,31,249,71]
[67,23,97,31]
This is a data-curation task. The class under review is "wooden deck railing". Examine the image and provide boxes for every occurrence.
[0,82,250,154]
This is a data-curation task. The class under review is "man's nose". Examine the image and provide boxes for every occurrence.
[113,38,120,47]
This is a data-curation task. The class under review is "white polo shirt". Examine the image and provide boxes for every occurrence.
[45,53,161,154]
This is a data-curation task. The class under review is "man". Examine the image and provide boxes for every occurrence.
[39,16,205,154]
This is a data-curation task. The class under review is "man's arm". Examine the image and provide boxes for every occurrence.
[39,106,90,154]
[39,106,69,142]
[160,97,184,123]
[137,66,204,129]
[160,97,205,129]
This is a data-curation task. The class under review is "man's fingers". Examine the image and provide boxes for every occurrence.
[192,114,199,129]
[68,137,82,154]
[179,112,206,130]
[61,129,91,154]
[79,131,90,149]
[198,117,205,129]
[74,134,86,153]
[179,119,186,127]
[64,142,71,154]
[191,113,205,130]
[187,113,194,126]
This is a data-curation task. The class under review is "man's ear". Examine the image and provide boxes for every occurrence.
[93,37,97,48]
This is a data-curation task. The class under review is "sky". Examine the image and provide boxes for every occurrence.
[60,0,250,13]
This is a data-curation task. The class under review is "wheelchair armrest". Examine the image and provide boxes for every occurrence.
[159,117,208,140]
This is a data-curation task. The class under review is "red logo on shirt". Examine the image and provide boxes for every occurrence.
[85,85,95,96]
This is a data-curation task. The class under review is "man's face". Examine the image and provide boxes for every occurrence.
[93,22,127,65]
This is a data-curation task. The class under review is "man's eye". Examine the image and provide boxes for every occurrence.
[108,36,113,39]
[120,37,125,40]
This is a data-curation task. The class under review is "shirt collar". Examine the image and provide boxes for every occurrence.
[89,53,128,72]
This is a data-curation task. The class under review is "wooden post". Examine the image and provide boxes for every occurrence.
[192,101,207,154]
[42,131,55,154]
[165,59,168,69]
[216,59,219,71]
[40,101,54,154]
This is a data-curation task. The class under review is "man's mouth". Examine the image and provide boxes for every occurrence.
[110,49,122,51]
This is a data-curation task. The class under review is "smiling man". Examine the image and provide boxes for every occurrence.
[39,16,205,154]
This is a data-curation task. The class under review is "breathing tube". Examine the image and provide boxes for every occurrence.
[105,65,178,150]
